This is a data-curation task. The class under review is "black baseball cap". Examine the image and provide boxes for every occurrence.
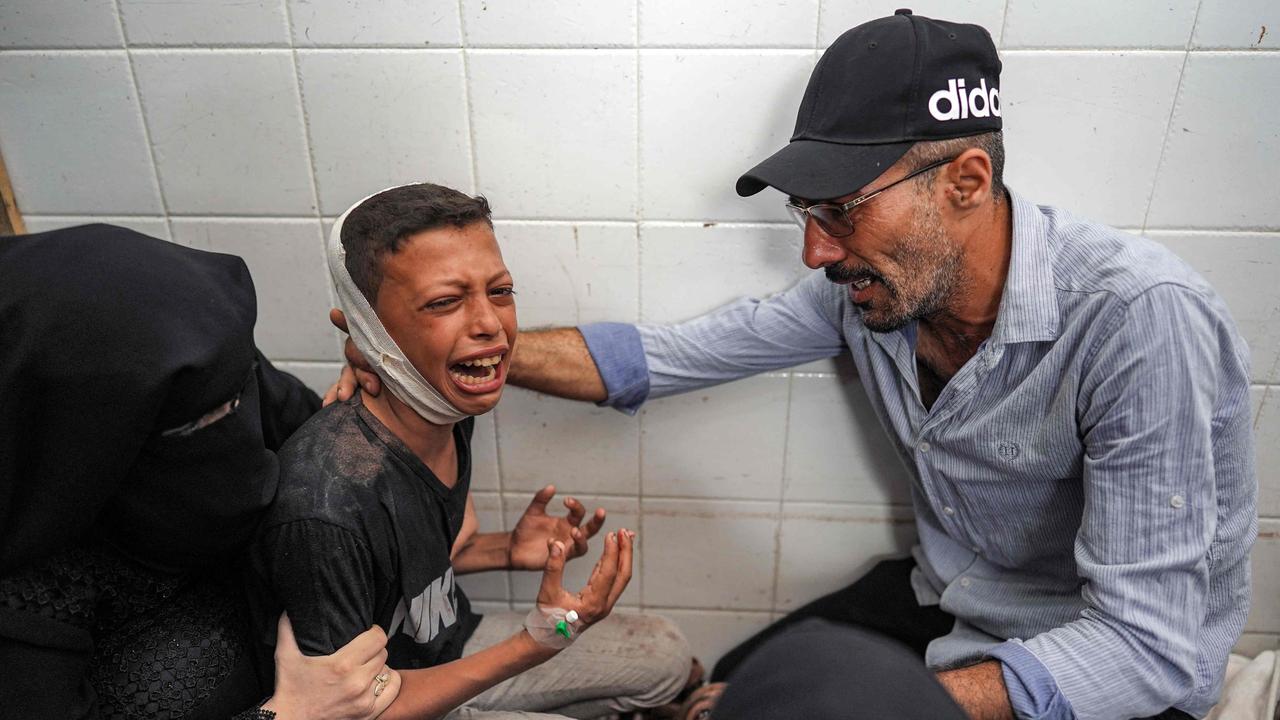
[736,9,1002,200]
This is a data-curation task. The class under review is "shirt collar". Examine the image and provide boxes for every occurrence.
[989,189,1060,346]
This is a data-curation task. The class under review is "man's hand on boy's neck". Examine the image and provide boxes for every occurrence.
[360,386,459,486]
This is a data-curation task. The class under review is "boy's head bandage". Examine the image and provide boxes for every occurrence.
[327,186,470,426]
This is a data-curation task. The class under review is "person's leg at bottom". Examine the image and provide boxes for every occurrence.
[460,611,693,719]
[714,619,968,720]
[711,557,953,682]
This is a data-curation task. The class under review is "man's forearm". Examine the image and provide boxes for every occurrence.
[381,630,559,720]
[451,531,511,574]
[936,661,1014,720]
[508,328,607,402]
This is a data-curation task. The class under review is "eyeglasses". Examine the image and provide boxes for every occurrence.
[785,157,956,238]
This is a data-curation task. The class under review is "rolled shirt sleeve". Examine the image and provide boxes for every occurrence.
[987,641,1075,719]
[1015,283,1255,719]
[581,272,848,413]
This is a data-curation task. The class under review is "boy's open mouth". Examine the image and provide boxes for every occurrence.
[448,353,504,387]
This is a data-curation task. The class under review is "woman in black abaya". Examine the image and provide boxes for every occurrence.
[0,225,395,719]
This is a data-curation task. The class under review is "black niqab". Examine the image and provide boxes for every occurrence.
[0,224,286,573]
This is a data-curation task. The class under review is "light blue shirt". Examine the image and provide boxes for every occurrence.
[579,191,1257,720]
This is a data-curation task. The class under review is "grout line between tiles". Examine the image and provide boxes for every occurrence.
[111,0,174,240]
[32,214,1280,233]
[457,0,482,197]
[768,373,796,613]
[812,0,823,49]
[1140,0,1203,234]
[998,0,1012,48]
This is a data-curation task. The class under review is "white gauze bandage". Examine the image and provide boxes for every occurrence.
[327,186,471,425]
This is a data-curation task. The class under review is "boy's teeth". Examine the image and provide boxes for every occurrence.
[458,354,502,368]
[450,365,498,385]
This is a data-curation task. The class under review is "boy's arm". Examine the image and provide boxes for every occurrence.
[452,487,607,575]
[385,530,634,720]
[253,519,379,656]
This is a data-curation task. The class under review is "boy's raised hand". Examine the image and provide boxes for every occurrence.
[535,530,634,630]
[508,484,606,570]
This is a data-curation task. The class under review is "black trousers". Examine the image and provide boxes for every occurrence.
[712,558,1196,720]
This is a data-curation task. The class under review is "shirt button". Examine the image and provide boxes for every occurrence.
[918,441,931,452]
[943,506,955,516]
[959,577,972,588]
[1170,495,1186,509]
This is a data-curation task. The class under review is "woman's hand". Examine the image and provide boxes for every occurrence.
[508,485,606,571]
[263,613,401,720]
[323,308,383,406]
[534,529,634,630]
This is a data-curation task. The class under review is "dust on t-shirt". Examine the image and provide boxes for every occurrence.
[247,393,480,671]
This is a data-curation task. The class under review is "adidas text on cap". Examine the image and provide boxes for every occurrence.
[736,9,1002,200]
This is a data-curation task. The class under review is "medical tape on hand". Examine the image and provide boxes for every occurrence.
[523,607,583,649]
[327,185,470,426]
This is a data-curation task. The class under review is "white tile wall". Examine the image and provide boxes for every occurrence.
[641,374,790,499]
[1251,387,1280,519]
[471,411,502,493]
[819,1,1008,47]
[495,387,640,495]
[272,360,342,398]
[468,51,637,219]
[1150,232,1280,385]
[171,218,340,361]
[0,53,161,214]
[1234,633,1280,658]
[297,50,474,214]
[118,0,290,47]
[784,374,914,505]
[462,0,636,48]
[132,51,316,215]
[0,0,122,48]
[286,0,461,48]
[456,492,511,602]
[640,51,815,221]
[775,503,916,610]
[1002,0,1199,48]
[641,499,779,610]
[6,0,1280,682]
[1193,0,1279,49]
[1245,519,1280,633]
[1146,53,1280,230]
[641,0,818,47]
[21,216,171,241]
[1000,51,1184,228]
[639,223,808,323]
[496,221,640,327]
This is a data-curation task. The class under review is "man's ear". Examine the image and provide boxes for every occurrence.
[945,148,994,211]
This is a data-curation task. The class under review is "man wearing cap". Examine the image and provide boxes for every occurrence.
[334,10,1255,720]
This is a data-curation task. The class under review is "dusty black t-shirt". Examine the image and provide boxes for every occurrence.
[247,393,480,671]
